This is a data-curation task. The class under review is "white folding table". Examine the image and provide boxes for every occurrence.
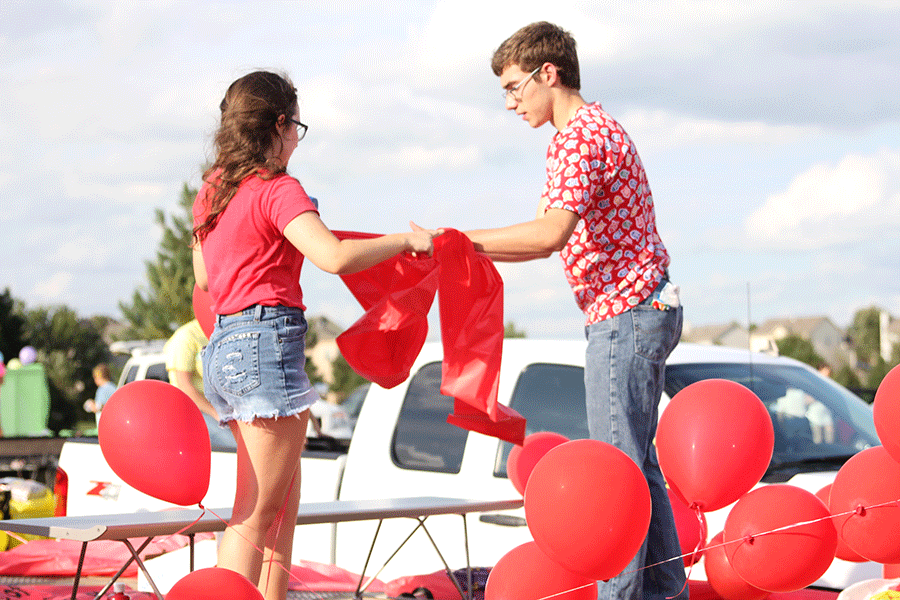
[0,496,523,600]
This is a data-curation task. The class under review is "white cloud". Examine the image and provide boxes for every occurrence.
[620,109,823,151]
[418,0,624,77]
[31,272,74,303]
[369,144,481,172]
[745,149,900,250]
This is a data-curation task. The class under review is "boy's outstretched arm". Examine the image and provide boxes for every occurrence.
[466,208,579,262]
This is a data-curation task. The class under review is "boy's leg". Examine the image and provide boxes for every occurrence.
[585,303,685,600]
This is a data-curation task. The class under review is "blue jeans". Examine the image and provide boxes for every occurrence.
[585,292,685,600]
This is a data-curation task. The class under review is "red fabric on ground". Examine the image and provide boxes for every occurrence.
[0,584,156,599]
[335,230,526,445]
[383,569,461,599]
[0,535,206,577]
[0,549,381,597]
[287,559,384,593]
[688,580,839,599]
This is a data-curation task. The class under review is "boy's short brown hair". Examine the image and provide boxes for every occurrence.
[93,363,111,381]
[491,21,581,90]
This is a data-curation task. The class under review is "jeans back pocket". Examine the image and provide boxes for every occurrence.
[213,330,262,397]
[632,305,683,363]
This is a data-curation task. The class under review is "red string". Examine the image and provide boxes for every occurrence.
[669,503,708,599]
[168,506,207,539]
[262,472,296,598]
[200,495,326,600]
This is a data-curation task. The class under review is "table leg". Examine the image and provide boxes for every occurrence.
[70,542,88,600]
[123,538,165,600]
[93,537,155,599]
[416,516,467,600]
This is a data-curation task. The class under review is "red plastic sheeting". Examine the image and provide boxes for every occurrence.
[0,537,381,596]
[287,560,384,593]
[384,568,484,599]
[335,229,526,445]
[687,581,838,600]
[0,584,156,599]
[0,535,209,578]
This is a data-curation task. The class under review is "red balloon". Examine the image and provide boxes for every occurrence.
[167,567,263,600]
[657,379,774,512]
[507,432,569,496]
[667,488,707,566]
[704,531,769,600]
[193,284,215,338]
[724,484,837,593]
[485,541,597,600]
[524,439,651,581]
[884,563,900,578]
[829,446,900,563]
[815,484,865,562]
[874,364,900,465]
[99,380,211,506]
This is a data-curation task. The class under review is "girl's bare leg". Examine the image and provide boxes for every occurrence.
[217,410,310,600]
[258,458,304,597]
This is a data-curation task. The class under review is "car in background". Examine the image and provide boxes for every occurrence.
[116,350,353,449]
[342,382,370,432]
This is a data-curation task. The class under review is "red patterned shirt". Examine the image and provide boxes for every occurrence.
[543,103,670,325]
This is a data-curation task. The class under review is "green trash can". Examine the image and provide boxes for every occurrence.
[0,363,51,436]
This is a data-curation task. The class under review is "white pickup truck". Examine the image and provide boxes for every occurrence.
[56,340,882,591]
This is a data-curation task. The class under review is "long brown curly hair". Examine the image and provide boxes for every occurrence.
[193,71,298,243]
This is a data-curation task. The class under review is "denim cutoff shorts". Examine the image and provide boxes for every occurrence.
[202,304,317,424]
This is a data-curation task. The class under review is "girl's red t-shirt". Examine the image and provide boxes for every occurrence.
[193,173,318,315]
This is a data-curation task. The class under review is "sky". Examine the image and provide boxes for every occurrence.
[1,0,898,341]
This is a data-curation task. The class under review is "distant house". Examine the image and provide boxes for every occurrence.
[751,316,848,367]
[305,315,345,400]
[681,321,750,350]
[881,310,900,362]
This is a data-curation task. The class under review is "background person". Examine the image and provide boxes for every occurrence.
[192,70,439,600]
[163,319,217,419]
[461,22,686,600]
[84,364,116,426]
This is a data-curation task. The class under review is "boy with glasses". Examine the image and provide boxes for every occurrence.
[466,21,686,600]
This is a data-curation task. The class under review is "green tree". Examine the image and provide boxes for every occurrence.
[833,364,862,390]
[330,353,368,400]
[775,334,824,369]
[849,307,881,366]
[119,183,198,340]
[504,321,526,338]
[21,305,112,434]
[867,356,894,390]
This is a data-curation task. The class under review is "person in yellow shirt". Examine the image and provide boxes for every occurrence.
[163,319,217,419]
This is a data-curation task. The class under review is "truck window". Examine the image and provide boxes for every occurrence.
[664,362,879,469]
[145,363,169,383]
[493,363,588,478]
[391,362,468,473]
[122,364,139,385]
